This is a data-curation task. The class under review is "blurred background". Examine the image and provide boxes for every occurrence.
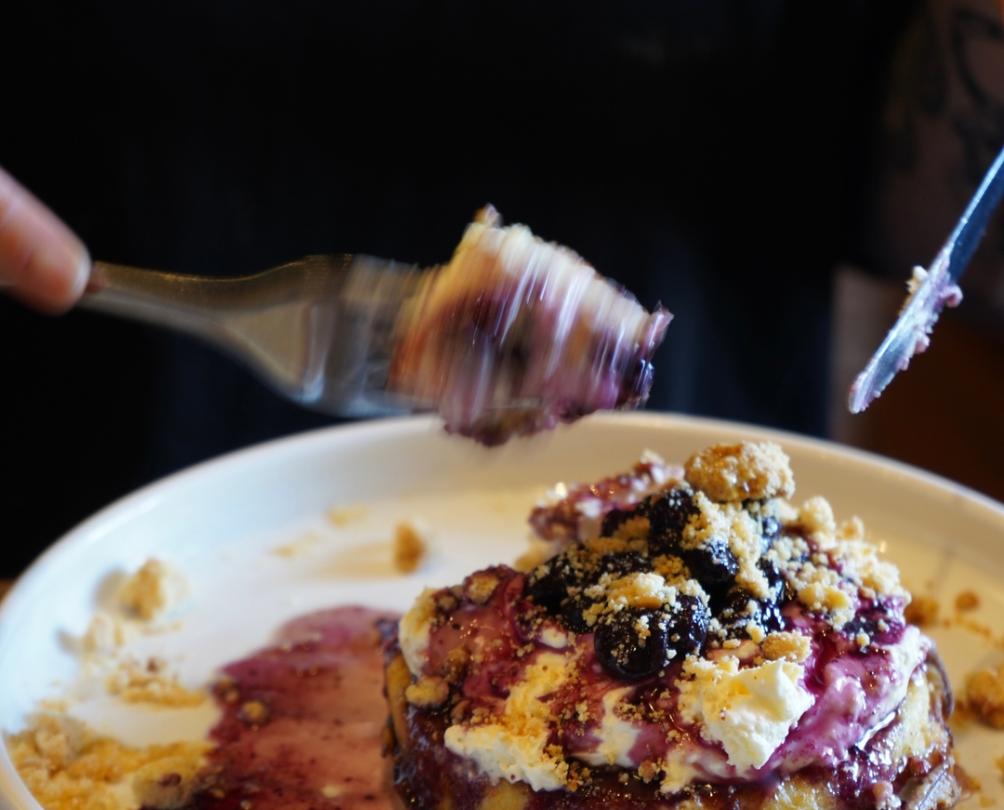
[1,0,1002,578]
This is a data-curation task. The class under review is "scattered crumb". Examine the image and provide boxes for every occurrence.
[393,521,428,574]
[119,560,187,621]
[761,632,811,663]
[405,676,449,707]
[996,755,1004,777]
[981,795,997,807]
[966,663,1004,729]
[272,531,320,559]
[238,699,269,725]
[107,658,206,707]
[956,590,981,612]
[82,612,136,655]
[326,505,367,527]
[465,571,500,604]
[321,784,343,798]
[905,595,940,627]
[7,714,208,810]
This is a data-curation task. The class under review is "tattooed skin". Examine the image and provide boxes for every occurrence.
[872,0,1004,319]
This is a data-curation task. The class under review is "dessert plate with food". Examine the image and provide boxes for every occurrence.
[1,414,1002,810]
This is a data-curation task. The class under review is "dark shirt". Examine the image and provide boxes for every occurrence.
[0,1,917,575]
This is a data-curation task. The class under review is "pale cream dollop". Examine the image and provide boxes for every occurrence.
[677,655,814,771]
[444,653,571,791]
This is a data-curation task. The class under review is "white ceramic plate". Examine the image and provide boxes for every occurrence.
[1,413,1002,809]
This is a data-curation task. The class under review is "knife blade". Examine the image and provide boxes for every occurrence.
[848,145,1004,414]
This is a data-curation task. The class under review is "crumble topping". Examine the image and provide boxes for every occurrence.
[684,442,795,503]
[393,521,428,574]
[761,631,811,663]
[7,714,208,810]
[956,590,981,612]
[118,559,187,621]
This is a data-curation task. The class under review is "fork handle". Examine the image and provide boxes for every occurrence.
[82,264,229,337]
[83,262,256,339]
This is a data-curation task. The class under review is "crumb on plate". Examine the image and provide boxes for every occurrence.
[83,612,135,655]
[272,531,321,559]
[326,505,367,527]
[904,595,940,627]
[956,590,981,612]
[118,559,187,621]
[966,663,1004,729]
[107,658,206,707]
[393,521,428,574]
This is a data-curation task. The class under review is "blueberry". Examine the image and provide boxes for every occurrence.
[560,594,595,634]
[527,565,568,613]
[597,551,648,578]
[600,507,638,537]
[760,558,787,601]
[718,588,785,636]
[645,489,696,547]
[617,357,655,406]
[664,595,710,657]
[594,610,669,681]
[682,540,738,588]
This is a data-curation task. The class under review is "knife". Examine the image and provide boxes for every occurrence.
[848,145,1004,414]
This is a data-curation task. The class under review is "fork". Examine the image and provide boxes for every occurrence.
[82,256,429,416]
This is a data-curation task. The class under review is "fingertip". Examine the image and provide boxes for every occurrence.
[22,242,92,313]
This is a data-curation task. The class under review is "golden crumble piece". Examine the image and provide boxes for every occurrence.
[119,559,187,620]
[684,441,795,502]
[956,590,981,612]
[406,676,450,707]
[761,632,811,663]
[393,521,428,574]
[465,572,500,604]
[996,755,1004,776]
[107,659,206,708]
[967,664,1004,729]
[605,572,676,610]
[904,595,939,627]
[238,700,269,725]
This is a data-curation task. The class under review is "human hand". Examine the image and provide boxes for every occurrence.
[0,166,90,313]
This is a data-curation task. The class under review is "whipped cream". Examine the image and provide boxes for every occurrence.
[677,656,814,771]
[444,653,571,791]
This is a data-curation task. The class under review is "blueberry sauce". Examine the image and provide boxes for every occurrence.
[179,607,400,810]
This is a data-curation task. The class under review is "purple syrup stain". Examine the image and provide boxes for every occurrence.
[178,606,400,810]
